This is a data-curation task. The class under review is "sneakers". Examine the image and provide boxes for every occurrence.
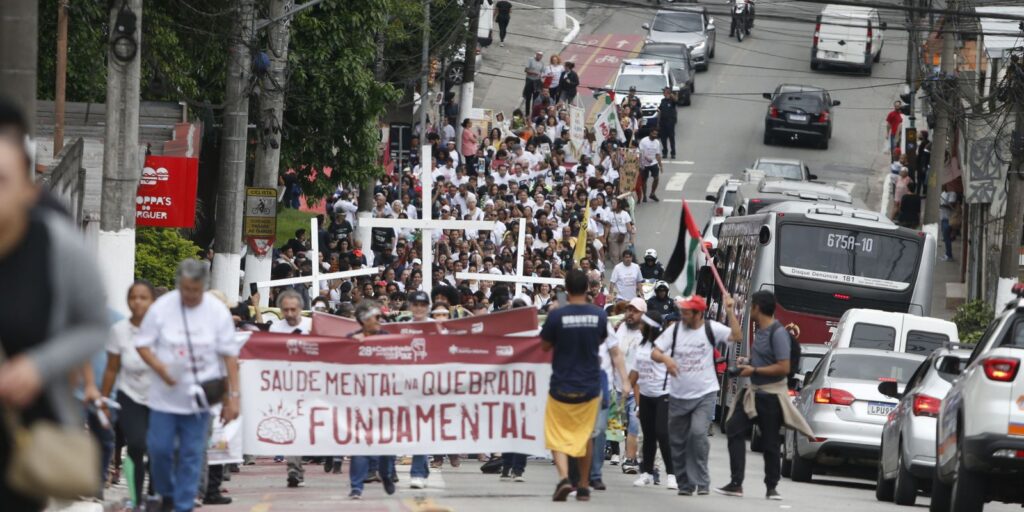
[678,489,694,496]
[513,473,525,482]
[382,475,396,495]
[500,471,512,482]
[766,487,783,500]
[666,474,679,490]
[202,494,232,505]
[650,194,661,202]
[332,460,342,474]
[590,479,607,491]
[940,255,954,262]
[610,454,620,466]
[621,458,639,474]
[576,487,591,501]
[348,490,362,500]
[553,478,574,501]
[633,473,654,487]
[697,487,710,496]
[286,475,304,488]
[714,482,744,497]
[410,477,427,489]
[365,472,382,483]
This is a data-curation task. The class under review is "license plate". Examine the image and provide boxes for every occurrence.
[788,114,808,122]
[825,51,839,59]
[867,402,895,416]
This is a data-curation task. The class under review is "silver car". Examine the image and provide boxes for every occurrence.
[642,9,716,71]
[876,348,970,506]
[782,348,925,482]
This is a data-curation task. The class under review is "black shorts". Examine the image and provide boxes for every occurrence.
[642,164,660,180]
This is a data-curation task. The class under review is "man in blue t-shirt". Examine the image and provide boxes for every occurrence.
[541,270,607,502]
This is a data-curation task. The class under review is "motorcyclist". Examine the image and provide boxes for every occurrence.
[639,248,664,280]
[646,281,677,321]
[729,0,755,37]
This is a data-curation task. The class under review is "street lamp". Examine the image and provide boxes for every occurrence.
[111,2,138,63]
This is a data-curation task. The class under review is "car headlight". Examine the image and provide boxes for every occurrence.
[695,41,707,50]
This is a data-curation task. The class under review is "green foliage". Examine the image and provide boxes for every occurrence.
[135,227,201,288]
[275,208,315,248]
[952,300,995,345]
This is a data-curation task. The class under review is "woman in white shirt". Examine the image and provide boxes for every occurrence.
[544,54,565,100]
[628,310,674,486]
[100,280,157,502]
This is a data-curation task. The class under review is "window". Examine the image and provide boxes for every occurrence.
[935,355,967,383]
[652,13,704,32]
[1006,319,1024,349]
[827,354,921,383]
[848,323,896,350]
[905,330,950,355]
[777,224,921,288]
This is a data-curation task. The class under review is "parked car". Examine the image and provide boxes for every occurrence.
[876,347,971,506]
[762,84,840,149]
[811,4,885,74]
[733,178,855,216]
[638,43,696,105]
[829,309,960,356]
[642,8,716,71]
[752,343,831,454]
[931,288,1024,511]
[743,157,817,182]
[783,348,925,482]
[705,178,743,217]
[702,216,725,252]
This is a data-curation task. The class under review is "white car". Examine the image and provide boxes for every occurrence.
[609,59,675,121]
[705,178,742,217]
[876,347,971,506]
[829,308,960,356]
[811,5,885,75]
[702,215,725,252]
[931,290,1024,511]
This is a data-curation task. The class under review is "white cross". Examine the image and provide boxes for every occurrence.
[456,218,564,294]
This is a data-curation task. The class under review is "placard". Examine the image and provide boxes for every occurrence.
[619,149,641,194]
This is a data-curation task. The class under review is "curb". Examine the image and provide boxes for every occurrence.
[509,0,579,50]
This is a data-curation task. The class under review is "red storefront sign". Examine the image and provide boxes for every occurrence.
[136,155,199,228]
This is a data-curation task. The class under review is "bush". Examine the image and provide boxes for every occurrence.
[135,228,201,288]
[952,299,995,345]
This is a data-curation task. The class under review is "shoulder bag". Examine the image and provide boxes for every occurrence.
[181,302,227,409]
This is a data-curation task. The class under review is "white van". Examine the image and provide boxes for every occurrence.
[829,308,959,356]
[811,5,885,74]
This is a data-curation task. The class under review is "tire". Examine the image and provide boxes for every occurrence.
[865,64,873,76]
[873,47,882,63]
[950,439,985,512]
[446,62,464,86]
[710,43,715,59]
[893,447,917,506]
[790,444,813,483]
[763,130,773,145]
[736,25,745,42]
[929,464,952,512]
[876,455,895,502]
[751,425,764,453]
[781,433,793,478]
[819,136,829,150]
[691,82,695,94]
[682,91,692,106]
[810,60,819,71]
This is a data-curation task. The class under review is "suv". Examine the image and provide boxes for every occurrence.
[931,289,1024,511]
[638,43,696,105]
[744,157,817,182]
[762,84,840,149]
[610,59,675,121]
[642,9,716,71]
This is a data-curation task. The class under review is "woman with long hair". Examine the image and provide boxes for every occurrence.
[629,310,674,488]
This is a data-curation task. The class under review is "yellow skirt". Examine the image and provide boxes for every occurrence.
[544,395,601,457]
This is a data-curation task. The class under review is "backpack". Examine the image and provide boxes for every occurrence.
[662,321,717,391]
[769,322,801,384]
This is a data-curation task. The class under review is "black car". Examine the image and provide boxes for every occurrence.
[762,84,840,149]
[638,43,696,106]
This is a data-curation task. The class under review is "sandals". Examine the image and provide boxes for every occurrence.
[552,479,573,502]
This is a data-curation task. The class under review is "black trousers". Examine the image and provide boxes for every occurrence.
[522,79,541,109]
[725,389,783,488]
[659,127,676,157]
[638,394,674,475]
[117,392,153,499]
[497,18,509,42]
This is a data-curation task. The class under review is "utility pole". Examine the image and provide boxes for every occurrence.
[419,0,431,137]
[211,0,256,301]
[97,0,142,317]
[54,0,69,156]
[554,0,566,30]
[243,0,293,305]
[457,0,481,154]
[0,0,38,135]
[999,56,1024,297]
[924,5,956,226]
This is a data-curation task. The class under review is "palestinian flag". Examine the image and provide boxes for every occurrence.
[663,200,705,296]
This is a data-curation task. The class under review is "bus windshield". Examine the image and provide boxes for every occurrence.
[777,224,920,291]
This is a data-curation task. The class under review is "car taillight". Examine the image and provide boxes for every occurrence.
[912,394,941,418]
[715,207,724,216]
[982,357,1020,382]
[751,199,762,204]
[769,105,779,118]
[788,389,798,397]
[813,23,820,47]
[833,293,850,300]
[814,388,855,406]
[867,26,873,55]
[818,111,829,123]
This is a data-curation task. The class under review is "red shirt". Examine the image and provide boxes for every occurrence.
[886,110,903,135]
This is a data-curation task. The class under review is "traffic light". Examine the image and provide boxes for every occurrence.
[899,89,913,115]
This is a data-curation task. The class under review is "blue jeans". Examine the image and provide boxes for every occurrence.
[941,218,953,258]
[626,394,640,436]
[86,409,116,498]
[148,410,210,512]
[411,455,430,478]
[501,453,527,474]
[590,406,609,481]
[350,456,396,492]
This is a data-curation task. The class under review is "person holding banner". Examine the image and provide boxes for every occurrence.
[404,291,434,489]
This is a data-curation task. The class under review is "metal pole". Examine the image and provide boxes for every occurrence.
[211,0,256,301]
[421,144,434,292]
[54,0,69,156]
[419,0,431,137]
[554,0,566,30]
[0,0,38,135]
[923,6,956,225]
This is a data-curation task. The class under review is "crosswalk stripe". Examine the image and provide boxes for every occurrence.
[705,173,733,195]
[664,172,691,192]
[835,181,856,193]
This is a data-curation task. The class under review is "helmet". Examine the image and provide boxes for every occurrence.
[644,248,657,259]
[655,281,669,291]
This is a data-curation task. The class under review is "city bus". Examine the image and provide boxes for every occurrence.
[701,201,936,423]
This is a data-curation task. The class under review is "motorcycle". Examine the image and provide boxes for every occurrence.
[730,0,752,42]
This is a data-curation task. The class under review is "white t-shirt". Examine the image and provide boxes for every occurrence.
[631,341,668,398]
[615,323,645,385]
[268,316,312,335]
[608,210,632,235]
[610,262,643,301]
[599,322,622,391]
[107,319,153,405]
[135,291,239,414]
[638,137,662,167]
[654,321,728,400]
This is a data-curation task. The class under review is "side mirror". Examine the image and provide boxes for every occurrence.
[880,21,888,30]
[877,380,902,399]
[803,371,814,383]
[705,194,717,202]
[642,22,651,30]
[762,92,773,100]
[832,100,842,106]
[808,173,819,181]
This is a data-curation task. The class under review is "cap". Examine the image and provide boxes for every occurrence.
[628,297,648,313]
[409,291,430,304]
[629,86,637,91]
[431,305,451,315]
[412,258,423,265]
[677,295,708,312]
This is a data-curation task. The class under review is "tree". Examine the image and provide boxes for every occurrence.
[135,227,201,288]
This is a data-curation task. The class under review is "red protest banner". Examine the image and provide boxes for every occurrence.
[441,307,539,335]
[136,155,199,228]
[239,333,551,456]
[310,312,361,337]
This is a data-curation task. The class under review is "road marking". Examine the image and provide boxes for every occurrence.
[664,160,695,165]
[662,199,683,203]
[836,181,856,193]
[706,173,732,195]
[658,198,714,204]
[664,172,691,191]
